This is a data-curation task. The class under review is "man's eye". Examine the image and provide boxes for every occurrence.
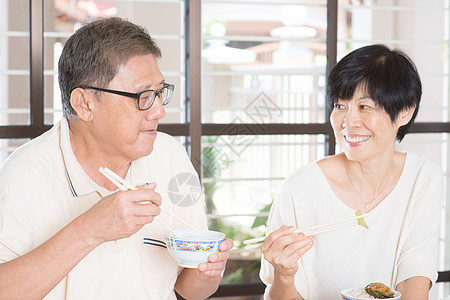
[140,91,153,102]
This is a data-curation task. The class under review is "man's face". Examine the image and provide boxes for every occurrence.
[89,54,166,162]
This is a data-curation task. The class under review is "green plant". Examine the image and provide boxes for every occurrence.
[202,136,222,229]
[251,202,272,228]
[201,136,272,284]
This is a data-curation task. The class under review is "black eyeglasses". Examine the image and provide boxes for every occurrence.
[83,83,174,110]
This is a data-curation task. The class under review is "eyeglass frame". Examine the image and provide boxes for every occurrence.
[81,83,174,110]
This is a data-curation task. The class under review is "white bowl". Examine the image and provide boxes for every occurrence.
[165,229,225,268]
[341,287,401,300]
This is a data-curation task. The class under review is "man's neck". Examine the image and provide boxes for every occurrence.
[68,119,131,191]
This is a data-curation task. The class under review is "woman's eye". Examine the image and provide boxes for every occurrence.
[334,103,344,109]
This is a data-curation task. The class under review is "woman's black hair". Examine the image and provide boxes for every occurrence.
[326,44,421,142]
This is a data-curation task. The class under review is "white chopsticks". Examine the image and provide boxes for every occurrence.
[243,212,370,245]
[98,167,198,235]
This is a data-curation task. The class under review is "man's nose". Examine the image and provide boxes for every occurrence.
[146,97,166,120]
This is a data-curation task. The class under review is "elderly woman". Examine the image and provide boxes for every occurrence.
[260,44,444,299]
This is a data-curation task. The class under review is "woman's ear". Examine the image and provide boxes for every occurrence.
[397,105,416,126]
[70,88,95,121]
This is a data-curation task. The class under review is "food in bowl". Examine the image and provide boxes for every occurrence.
[365,282,395,298]
[344,288,374,299]
[341,284,401,300]
[165,229,225,268]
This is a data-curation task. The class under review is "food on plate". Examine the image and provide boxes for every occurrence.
[365,282,395,299]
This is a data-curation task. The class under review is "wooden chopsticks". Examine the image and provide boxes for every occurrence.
[243,211,370,245]
[98,167,198,235]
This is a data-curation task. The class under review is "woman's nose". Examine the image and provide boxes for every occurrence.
[343,108,360,128]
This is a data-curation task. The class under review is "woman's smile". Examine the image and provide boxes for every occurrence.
[344,134,371,145]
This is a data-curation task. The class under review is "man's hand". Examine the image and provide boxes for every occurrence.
[197,238,234,278]
[175,238,234,299]
[0,184,161,299]
[80,183,162,243]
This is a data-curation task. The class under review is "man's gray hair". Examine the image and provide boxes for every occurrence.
[58,17,161,119]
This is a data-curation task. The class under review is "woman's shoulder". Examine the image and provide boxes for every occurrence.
[405,151,442,175]
[285,161,317,180]
[283,158,333,189]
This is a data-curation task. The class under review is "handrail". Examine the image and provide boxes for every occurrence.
[437,270,450,282]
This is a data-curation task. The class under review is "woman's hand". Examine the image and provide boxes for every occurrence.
[260,226,315,278]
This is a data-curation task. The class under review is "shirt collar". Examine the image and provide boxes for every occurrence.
[59,117,112,198]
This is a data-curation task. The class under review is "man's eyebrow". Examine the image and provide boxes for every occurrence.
[141,80,166,90]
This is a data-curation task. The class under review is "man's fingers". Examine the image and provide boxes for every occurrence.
[117,189,161,206]
[219,238,234,251]
[134,215,156,226]
[132,202,161,217]
[136,182,157,189]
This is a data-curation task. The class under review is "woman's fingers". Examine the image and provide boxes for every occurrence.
[263,232,310,260]
[260,226,295,253]
[261,227,315,276]
[271,235,315,266]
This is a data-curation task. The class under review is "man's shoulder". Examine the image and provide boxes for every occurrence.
[0,124,62,189]
[153,131,186,155]
[155,131,181,145]
[136,131,194,175]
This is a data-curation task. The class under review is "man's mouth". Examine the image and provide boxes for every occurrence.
[142,129,157,135]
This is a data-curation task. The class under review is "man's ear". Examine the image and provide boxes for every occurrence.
[397,105,416,126]
[70,88,95,121]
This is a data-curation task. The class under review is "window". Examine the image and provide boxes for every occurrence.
[1,1,449,298]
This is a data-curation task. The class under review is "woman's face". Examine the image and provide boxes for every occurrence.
[330,86,405,162]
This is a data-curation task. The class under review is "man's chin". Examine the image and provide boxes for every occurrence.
[141,144,155,158]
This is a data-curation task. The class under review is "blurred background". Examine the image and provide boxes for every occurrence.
[0,0,449,299]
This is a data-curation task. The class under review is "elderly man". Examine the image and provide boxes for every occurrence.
[0,17,233,299]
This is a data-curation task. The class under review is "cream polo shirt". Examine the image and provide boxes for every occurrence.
[260,152,444,300]
[0,118,208,299]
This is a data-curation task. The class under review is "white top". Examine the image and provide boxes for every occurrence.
[0,118,207,299]
[260,152,444,300]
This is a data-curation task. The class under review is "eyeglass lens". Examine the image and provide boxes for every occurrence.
[138,85,173,110]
